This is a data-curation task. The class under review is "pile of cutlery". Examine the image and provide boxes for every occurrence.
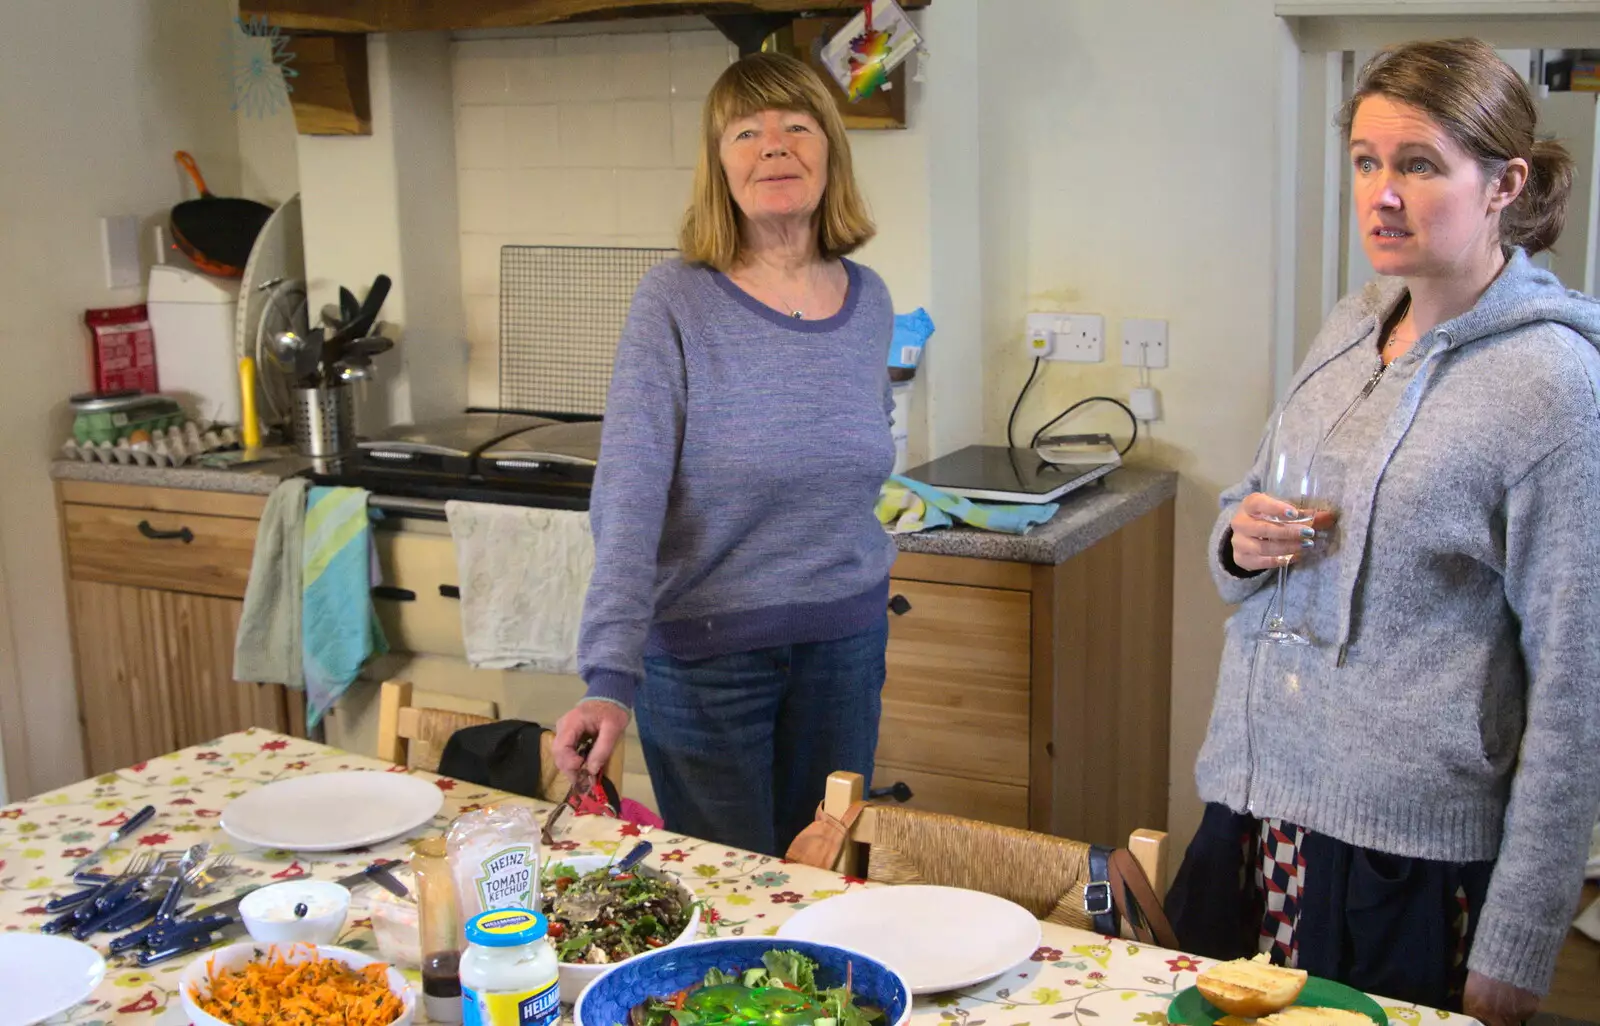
[43,844,237,964]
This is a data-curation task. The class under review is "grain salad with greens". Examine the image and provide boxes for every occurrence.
[540,860,694,964]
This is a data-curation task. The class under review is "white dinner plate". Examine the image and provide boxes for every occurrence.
[776,885,1041,994]
[0,933,106,1026]
[221,770,444,852]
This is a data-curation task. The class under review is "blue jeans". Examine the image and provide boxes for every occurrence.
[635,618,888,857]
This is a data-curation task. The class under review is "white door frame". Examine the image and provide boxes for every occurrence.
[1274,3,1600,399]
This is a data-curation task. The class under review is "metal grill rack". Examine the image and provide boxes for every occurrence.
[498,245,677,416]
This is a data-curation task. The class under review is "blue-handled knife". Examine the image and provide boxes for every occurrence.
[612,841,653,876]
[71,805,157,874]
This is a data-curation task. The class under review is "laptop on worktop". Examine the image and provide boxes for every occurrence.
[900,444,1117,504]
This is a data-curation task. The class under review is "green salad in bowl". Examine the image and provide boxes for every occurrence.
[628,949,888,1026]
[541,855,701,998]
[574,939,912,1026]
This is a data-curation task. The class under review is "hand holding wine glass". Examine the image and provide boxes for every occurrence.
[1228,493,1338,572]
[1240,411,1338,645]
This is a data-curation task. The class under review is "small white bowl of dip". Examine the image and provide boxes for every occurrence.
[239,880,352,945]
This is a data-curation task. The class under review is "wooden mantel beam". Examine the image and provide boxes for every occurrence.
[241,0,930,35]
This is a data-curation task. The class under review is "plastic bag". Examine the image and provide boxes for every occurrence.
[446,804,541,922]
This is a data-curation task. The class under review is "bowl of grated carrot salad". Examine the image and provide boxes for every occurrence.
[179,941,415,1026]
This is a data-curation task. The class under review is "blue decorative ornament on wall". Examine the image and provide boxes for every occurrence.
[229,15,297,118]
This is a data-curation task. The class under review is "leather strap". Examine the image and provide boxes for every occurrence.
[1108,847,1180,949]
[784,801,868,870]
[1086,844,1117,935]
[1085,844,1179,949]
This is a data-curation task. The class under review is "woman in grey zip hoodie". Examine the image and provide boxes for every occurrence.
[1179,40,1600,1020]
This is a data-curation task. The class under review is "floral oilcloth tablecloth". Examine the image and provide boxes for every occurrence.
[0,730,1473,1026]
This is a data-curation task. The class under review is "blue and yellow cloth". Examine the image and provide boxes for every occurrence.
[301,486,387,728]
[876,475,1058,535]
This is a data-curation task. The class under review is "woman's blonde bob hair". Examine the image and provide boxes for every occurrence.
[679,52,875,270]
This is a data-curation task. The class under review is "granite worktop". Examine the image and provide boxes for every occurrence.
[50,454,300,495]
[891,466,1178,565]
[51,458,1177,566]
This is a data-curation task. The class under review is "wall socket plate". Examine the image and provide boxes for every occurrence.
[1027,312,1103,362]
[1121,318,1169,368]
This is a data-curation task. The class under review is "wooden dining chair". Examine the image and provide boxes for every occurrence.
[813,771,1169,937]
[373,679,623,804]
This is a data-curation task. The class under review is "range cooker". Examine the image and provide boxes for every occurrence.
[304,410,601,515]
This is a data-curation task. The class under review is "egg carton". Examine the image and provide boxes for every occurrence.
[61,421,240,468]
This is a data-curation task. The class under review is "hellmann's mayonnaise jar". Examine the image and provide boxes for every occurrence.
[460,908,560,1026]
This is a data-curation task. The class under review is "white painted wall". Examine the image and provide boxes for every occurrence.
[917,4,982,463]
[0,0,242,797]
[976,0,1285,852]
[297,34,467,430]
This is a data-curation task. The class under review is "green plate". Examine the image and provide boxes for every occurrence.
[1168,975,1389,1026]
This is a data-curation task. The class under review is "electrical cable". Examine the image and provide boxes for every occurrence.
[1031,395,1139,456]
[1006,357,1043,450]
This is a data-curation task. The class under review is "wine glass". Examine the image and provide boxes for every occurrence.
[1256,410,1324,647]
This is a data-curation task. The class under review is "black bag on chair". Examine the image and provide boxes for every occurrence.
[437,720,547,799]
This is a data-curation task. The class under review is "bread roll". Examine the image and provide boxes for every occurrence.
[1195,954,1308,1017]
[1259,1008,1374,1026]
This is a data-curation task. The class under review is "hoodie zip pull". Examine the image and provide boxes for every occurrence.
[1322,362,1388,449]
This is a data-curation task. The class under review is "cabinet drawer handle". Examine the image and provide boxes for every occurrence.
[868,781,914,803]
[439,585,460,599]
[137,520,193,544]
[371,586,416,602]
[888,594,912,616]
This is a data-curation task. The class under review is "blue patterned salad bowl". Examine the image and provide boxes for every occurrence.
[574,937,913,1026]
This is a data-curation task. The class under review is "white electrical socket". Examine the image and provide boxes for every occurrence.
[1027,312,1102,362]
[1121,318,1169,368]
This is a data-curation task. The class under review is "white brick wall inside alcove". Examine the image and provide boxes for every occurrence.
[453,29,734,405]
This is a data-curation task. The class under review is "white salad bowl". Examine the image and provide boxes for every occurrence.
[180,941,414,1026]
[542,853,701,1001]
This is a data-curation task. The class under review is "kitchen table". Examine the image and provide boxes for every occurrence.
[0,730,1472,1026]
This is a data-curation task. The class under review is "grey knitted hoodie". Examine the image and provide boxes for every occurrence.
[1198,250,1600,994]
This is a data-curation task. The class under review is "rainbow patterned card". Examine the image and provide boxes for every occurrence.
[819,0,922,102]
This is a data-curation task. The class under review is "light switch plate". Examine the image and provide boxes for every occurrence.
[1121,318,1169,368]
[100,215,141,289]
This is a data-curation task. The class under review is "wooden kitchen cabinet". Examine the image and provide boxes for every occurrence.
[879,497,1176,847]
[56,481,305,775]
[353,487,1175,845]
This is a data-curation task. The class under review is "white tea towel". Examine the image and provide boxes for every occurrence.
[445,501,594,674]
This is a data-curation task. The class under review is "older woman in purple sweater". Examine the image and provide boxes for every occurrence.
[551,52,897,857]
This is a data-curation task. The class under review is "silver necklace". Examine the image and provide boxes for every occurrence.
[1382,297,1414,350]
[736,268,814,319]
[767,280,808,319]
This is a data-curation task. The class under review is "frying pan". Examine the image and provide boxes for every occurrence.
[170,151,273,278]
